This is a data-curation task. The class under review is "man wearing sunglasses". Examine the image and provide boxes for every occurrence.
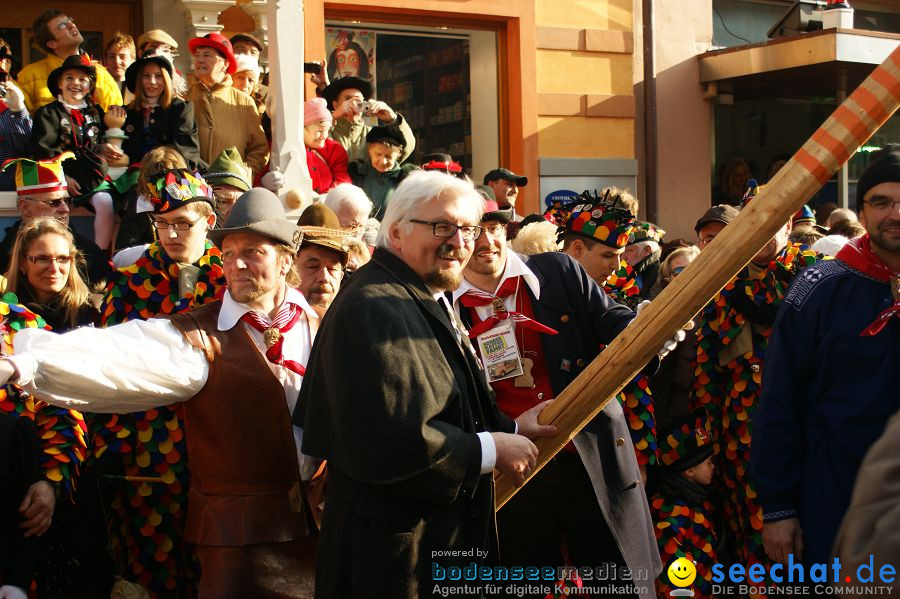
[15,9,122,114]
[0,154,111,288]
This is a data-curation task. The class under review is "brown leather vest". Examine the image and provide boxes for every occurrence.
[168,301,306,547]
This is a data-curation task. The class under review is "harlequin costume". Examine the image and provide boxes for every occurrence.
[624,221,666,303]
[690,181,824,578]
[649,411,717,599]
[93,170,225,596]
[1,294,87,500]
[751,145,900,565]
[560,191,660,468]
[0,294,89,592]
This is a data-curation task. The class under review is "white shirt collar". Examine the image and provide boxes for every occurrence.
[217,286,316,331]
[452,251,540,304]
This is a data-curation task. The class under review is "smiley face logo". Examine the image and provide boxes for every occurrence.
[667,557,696,588]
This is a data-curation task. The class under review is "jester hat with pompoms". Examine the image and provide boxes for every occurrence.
[557,189,637,248]
[146,168,214,213]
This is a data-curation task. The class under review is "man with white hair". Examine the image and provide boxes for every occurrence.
[296,171,552,598]
[323,182,372,239]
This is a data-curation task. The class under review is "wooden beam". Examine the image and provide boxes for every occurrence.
[495,46,900,508]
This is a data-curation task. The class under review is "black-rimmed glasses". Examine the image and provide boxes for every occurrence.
[408,219,483,242]
[152,217,202,231]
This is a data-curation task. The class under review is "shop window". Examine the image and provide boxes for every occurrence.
[326,25,478,173]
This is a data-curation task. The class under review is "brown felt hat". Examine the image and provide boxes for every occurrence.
[296,204,349,264]
[208,188,303,250]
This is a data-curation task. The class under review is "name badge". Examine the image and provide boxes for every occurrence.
[476,320,523,383]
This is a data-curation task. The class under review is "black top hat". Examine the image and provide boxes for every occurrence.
[124,51,174,93]
[47,54,96,98]
[321,76,372,110]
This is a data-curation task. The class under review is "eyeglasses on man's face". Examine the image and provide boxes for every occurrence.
[55,17,75,31]
[27,254,73,267]
[408,219,483,242]
[864,197,900,212]
[152,217,202,231]
[27,197,71,209]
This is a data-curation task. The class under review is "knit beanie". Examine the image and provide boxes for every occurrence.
[304,98,332,126]
[856,144,900,211]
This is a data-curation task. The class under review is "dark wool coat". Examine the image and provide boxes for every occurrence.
[296,248,515,599]
[31,100,108,195]
[122,98,202,169]
[460,251,663,592]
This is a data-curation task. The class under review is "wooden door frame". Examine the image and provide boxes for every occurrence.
[305,0,539,212]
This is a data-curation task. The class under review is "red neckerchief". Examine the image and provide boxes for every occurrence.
[241,302,307,375]
[836,234,899,336]
[458,276,558,338]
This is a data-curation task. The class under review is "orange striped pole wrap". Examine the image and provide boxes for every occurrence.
[495,45,900,509]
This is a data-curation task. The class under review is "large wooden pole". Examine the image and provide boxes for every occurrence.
[495,46,900,508]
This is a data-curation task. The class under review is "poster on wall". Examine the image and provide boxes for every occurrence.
[325,28,376,95]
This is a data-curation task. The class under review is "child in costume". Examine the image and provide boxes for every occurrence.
[650,411,718,599]
[31,54,127,251]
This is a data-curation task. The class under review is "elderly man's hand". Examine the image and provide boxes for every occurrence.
[368,100,397,123]
[763,518,803,565]
[514,399,558,440]
[19,480,56,538]
[492,432,537,487]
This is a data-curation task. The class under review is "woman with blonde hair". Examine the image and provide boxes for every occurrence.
[4,217,98,331]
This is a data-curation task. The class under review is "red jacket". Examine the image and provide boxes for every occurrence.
[306,138,350,194]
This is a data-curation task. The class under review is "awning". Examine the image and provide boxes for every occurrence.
[698,28,900,100]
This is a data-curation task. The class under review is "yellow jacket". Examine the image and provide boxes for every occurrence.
[186,77,269,177]
[17,53,123,114]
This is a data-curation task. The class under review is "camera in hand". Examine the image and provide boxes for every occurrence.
[303,62,321,74]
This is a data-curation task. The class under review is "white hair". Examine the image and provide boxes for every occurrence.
[630,239,660,254]
[376,171,484,248]
[510,220,560,255]
[324,183,373,218]
[234,53,261,75]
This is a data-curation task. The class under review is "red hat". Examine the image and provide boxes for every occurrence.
[188,33,238,74]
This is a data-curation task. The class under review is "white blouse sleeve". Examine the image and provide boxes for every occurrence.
[8,318,209,413]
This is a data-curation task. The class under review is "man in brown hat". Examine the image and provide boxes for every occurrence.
[0,187,321,596]
[296,203,349,313]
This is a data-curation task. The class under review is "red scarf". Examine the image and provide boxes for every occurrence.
[458,276,558,338]
[836,234,899,336]
[241,302,307,375]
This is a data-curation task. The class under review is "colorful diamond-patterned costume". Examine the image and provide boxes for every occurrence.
[93,240,225,596]
[650,411,717,599]
[602,264,658,467]
[690,242,823,576]
[651,497,717,599]
[0,293,88,501]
